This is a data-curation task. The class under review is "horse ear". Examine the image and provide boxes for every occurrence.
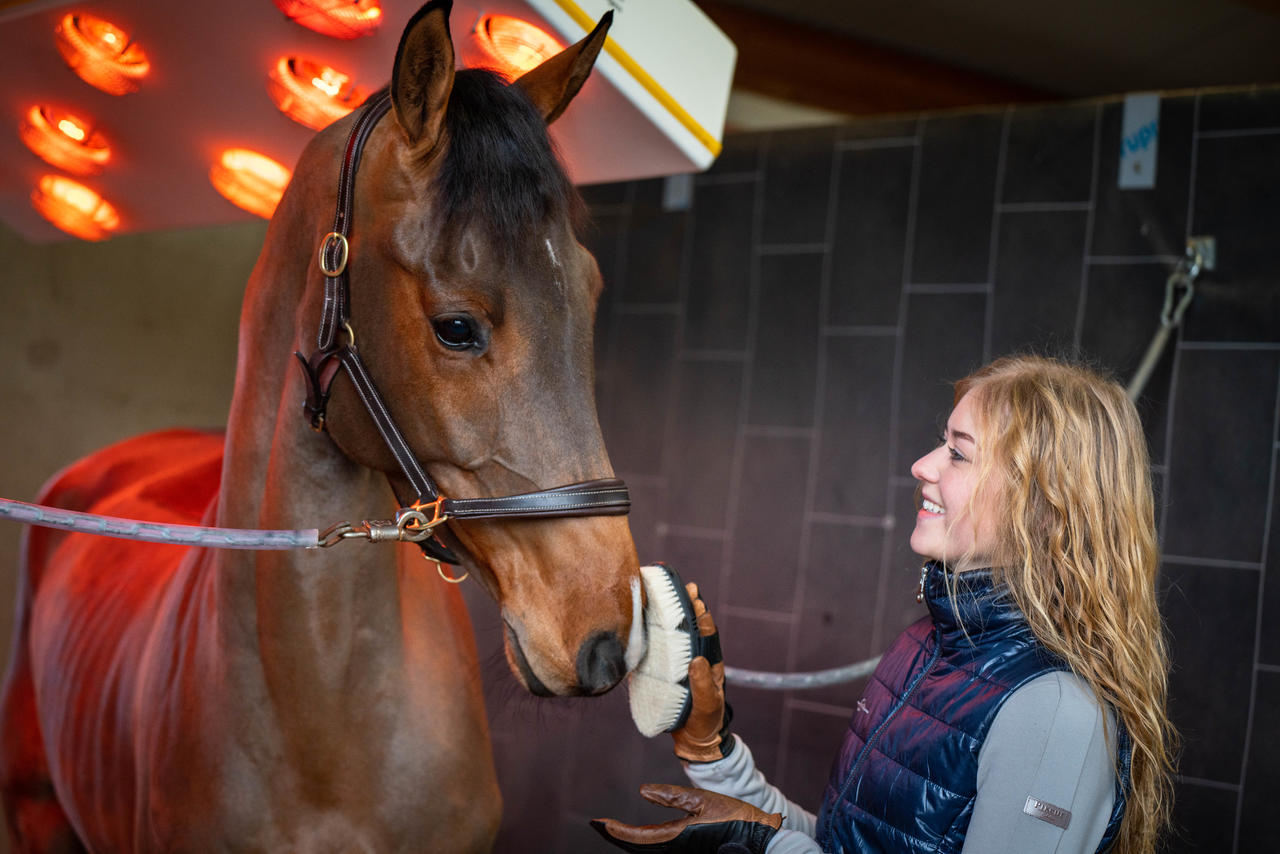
[513,11,612,124]
[391,0,456,148]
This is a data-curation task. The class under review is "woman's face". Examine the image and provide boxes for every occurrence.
[909,390,1000,571]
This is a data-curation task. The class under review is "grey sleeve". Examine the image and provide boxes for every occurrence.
[960,671,1117,854]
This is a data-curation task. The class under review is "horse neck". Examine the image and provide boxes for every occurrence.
[213,176,408,714]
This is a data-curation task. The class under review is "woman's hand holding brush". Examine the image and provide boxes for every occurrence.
[671,583,736,763]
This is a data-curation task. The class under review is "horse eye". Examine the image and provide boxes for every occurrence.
[432,315,479,350]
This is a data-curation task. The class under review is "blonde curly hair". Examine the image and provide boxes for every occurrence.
[952,355,1177,854]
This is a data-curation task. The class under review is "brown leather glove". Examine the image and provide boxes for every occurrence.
[671,583,734,763]
[591,784,782,853]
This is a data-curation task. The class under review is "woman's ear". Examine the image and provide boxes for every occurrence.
[391,0,456,150]
[513,11,612,124]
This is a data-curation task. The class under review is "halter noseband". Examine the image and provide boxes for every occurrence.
[294,90,630,565]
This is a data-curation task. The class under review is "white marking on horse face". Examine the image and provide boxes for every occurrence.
[624,575,646,673]
[545,236,566,296]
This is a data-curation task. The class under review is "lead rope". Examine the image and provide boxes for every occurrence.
[0,495,437,551]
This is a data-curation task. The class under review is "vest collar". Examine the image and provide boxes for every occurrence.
[922,560,1028,644]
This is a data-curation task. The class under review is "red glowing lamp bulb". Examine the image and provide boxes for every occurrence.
[472,15,563,79]
[31,175,121,241]
[20,105,111,175]
[209,148,292,220]
[54,12,150,95]
[267,56,367,130]
[273,0,382,39]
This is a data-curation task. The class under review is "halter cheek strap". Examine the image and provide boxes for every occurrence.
[294,90,630,566]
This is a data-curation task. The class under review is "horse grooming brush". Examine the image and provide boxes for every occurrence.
[627,563,722,737]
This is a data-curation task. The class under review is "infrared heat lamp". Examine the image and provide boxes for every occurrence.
[19,105,111,175]
[273,0,383,39]
[31,175,121,240]
[267,56,367,130]
[209,148,292,219]
[470,14,563,79]
[54,12,150,95]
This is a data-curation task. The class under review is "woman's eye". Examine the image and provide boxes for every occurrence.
[948,446,966,462]
[432,315,479,350]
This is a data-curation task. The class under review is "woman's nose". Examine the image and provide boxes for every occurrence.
[910,448,939,482]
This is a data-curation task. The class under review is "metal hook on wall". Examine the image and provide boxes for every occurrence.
[1126,236,1215,401]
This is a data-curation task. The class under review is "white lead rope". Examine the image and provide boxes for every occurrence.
[0,497,321,549]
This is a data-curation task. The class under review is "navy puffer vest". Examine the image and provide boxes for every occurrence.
[815,561,1130,853]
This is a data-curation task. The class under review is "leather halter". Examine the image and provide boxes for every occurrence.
[294,89,630,565]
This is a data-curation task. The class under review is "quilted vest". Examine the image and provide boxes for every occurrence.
[815,561,1130,853]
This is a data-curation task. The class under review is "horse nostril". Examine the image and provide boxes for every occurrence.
[576,631,625,694]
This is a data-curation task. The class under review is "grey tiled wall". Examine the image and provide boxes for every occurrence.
[465,85,1280,853]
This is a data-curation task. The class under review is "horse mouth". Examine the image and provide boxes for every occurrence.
[503,621,554,697]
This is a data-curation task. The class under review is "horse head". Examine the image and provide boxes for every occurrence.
[311,1,640,698]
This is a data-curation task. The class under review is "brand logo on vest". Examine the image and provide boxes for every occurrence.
[1023,796,1072,830]
[857,699,870,714]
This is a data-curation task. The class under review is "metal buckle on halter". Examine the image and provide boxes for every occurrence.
[318,232,349,277]
[317,502,448,548]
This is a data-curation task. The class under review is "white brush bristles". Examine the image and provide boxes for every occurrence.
[627,564,698,737]
[630,672,691,738]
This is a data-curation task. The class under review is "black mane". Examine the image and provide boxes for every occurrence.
[434,69,585,249]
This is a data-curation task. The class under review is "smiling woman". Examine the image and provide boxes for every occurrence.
[597,355,1178,854]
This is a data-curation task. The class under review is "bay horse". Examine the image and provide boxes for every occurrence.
[0,2,640,850]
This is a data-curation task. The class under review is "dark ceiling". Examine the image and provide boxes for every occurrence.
[699,0,1280,116]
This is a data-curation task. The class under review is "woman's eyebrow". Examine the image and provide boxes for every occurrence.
[946,427,976,446]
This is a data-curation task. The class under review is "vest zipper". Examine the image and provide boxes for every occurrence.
[820,627,944,846]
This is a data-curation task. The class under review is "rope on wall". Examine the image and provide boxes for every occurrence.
[1126,237,1212,401]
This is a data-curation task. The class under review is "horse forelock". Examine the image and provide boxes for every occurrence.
[426,69,587,255]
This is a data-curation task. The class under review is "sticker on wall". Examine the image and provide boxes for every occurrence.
[1118,93,1160,190]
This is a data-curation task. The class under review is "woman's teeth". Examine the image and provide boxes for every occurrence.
[922,498,944,514]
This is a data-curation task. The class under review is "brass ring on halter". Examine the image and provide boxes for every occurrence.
[318,232,349,276]
[435,559,469,583]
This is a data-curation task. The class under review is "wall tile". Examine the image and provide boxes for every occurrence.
[1162,781,1239,854]
[828,145,914,327]
[686,179,757,352]
[796,522,885,708]
[1192,133,1280,280]
[622,178,687,304]
[910,112,1004,284]
[725,686,787,779]
[760,127,838,246]
[814,333,897,517]
[579,182,629,206]
[894,292,988,476]
[839,116,919,142]
[601,312,678,477]
[1160,562,1259,782]
[779,704,855,813]
[660,533,726,613]
[990,209,1089,357]
[1197,87,1280,132]
[726,435,811,609]
[667,359,743,530]
[1184,133,1280,343]
[1261,460,1280,666]
[706,131,764,177]
[1077,263,1175,462]
[624,479,667,568]
[1163,349,1279,562]
[1090,96,1194,257]
[562,690,646,824]
[587,208,627,373]
[748,252,822,428]
[1238,670,1280,851]
[1001,103,1097,204]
